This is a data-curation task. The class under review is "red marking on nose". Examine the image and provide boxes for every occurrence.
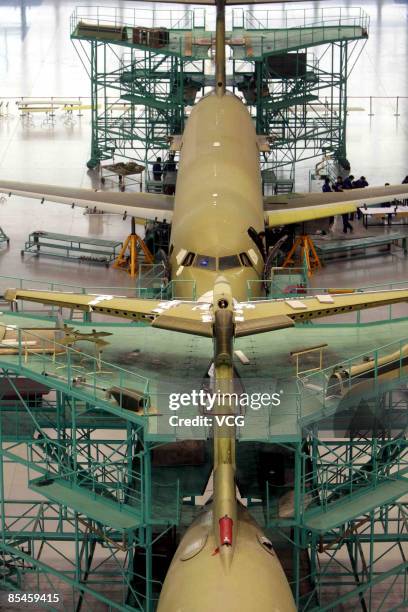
[219,515,233,546]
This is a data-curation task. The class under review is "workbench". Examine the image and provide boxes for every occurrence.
[359,206,408,227]
[100,161,144,192]
[21,231,123,266]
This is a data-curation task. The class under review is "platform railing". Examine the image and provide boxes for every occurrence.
[25,437,179,525]
[26,438,144,508]
[302,438,408,515]
[297,335,408,416]
[240,6,370,32]
[10,328,151,415]
[70,6,201,32]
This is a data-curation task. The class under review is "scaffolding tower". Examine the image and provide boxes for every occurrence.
[70,5,368,187]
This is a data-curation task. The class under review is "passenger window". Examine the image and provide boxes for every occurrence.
[219,255,241,270]
[182,252,195,266]
[240,252,253,267]
[194,255,217,271]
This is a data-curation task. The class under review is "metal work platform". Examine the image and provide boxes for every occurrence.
[314,232,408,262]
[21,230,123,266]
[29,476,142,530]
[304,478,408,534]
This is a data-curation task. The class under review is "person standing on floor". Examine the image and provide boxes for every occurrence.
[333,177,353,234]
[343,175,357,220]
[322,177,334,231]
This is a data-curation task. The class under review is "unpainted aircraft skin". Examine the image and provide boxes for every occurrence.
[169,92,265,301]
[157,504,296,612]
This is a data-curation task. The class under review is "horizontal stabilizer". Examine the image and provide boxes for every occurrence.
[235,315,294,337]
[6,288,408,341]
[152,315,212,337]
[235,290,408,329]
[3,289,213,336]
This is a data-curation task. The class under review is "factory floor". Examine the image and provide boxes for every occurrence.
[0,1,408,610]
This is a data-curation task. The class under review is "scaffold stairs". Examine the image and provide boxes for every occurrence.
[303,476,408,535]
[29,476,142,531]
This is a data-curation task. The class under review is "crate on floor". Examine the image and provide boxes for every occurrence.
[21,231,123,267]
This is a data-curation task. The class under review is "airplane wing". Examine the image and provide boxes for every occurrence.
[264,185,408,227]
[0,180,174,222]
[5,288,408,339]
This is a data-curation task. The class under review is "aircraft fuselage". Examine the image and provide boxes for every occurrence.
[169,92,265,301]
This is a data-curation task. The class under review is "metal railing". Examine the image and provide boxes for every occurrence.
[70,6,204,33]
[240,25,368,59]
[303,438,408,515]
[18,439,180,529]
[9,327,151,413]
[238,6,370,32]
[0,96,408,120]
[298,335,408,414]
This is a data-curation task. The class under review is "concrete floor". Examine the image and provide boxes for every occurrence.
[0,1,408,610]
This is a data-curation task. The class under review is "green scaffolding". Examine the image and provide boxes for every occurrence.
[70,5,368,185]
[1,297,408,609]
[0,371,181,611]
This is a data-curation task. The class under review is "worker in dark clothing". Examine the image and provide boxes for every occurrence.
[322,177,332,193]
[352,176,368,188]
[342,213,353,234]
[163,154,177,195]
[343,175,354,219]
[343,175,354,190]
[322,178,334,230]
[343,175,358,220]
[152,157,162,181]
[334,177,353,233]
[353,176,368,217]
[164,154,176,173]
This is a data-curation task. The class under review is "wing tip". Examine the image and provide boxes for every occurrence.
[4,289,17,302]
